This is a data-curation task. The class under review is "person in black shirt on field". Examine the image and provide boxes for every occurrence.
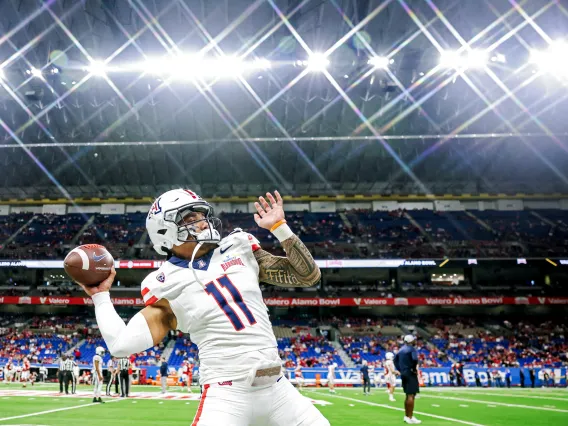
[455,363,464,387]
[529,368,536,388]
[474,371,482,387]
[505,369,511,388]
[543,370,550,387]
[486,368,492,388]
[449,369,455,387]
[360,361,371,395]
[519,369,525,388]
[394,335,421,424]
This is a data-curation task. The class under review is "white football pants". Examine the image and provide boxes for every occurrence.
[191,376,329,426]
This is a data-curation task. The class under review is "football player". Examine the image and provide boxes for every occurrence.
[182,359,192,392]
[384,352,399,402]
[92,347,105,403]
[4,358,14,384]
[21,357,31,388]
[295,363,304,390]
[327,363,337,393]
[79,189,329,425]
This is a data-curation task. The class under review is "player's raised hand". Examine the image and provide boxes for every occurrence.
[254,190,285,230]
[78,267,116,297]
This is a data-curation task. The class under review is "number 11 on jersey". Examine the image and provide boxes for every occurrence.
[204,275,257,331]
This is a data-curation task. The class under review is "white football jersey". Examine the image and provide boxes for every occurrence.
[92,355,103,375]
[141,230,277,384]
[385,359,396,375]
[327,364,335,378]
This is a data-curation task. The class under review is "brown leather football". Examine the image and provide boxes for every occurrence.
[64,244,114,287]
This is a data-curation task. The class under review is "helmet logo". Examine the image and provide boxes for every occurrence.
[149,198,162,217]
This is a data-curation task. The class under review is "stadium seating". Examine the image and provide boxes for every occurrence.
[0,314,566,372]
[278,336,345,368]
[1,208,567,260]
[169,338,198,367]
[0,331,79,365]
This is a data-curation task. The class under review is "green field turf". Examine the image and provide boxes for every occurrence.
[0,383,566,425]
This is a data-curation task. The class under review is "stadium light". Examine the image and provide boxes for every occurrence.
[29,67,42,78]
[530,41,568,77]
[306,53,329,72]
[439,50,488,70]
[466,50,488,68]
[368,56,393,69]
[143,55,263,79]
[86,60,108,76]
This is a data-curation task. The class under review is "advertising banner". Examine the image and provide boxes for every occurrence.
[1,296,568,306]
[286,367,566,387]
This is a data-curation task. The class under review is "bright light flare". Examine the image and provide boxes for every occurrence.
[86,60,108,76]
[143,55,270,79]
[530,41,568,77]
[439,50,488,70]
[29,67,43,78]
[368,56,393,69]
[252,58,271,70]
[306,53,329,72]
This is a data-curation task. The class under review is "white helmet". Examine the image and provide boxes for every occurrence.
[96,346,105,356]
[147,189,222,255]
[386,352,394,360]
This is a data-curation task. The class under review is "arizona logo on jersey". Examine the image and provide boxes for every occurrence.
[221,255,245,272]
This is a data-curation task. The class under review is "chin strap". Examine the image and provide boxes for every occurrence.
[189,241,206,289]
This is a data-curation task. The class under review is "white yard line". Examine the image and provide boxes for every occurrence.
[0,399,122,422]
[442,390,568,402]
[419,394,568,413]
[307,391,488,426]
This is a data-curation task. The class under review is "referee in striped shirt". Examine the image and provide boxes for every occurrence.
[63,356,74,395]
[118,357,130,397]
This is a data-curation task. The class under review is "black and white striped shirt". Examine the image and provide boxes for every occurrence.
[58,358,65,370]
[63,359,74,371]
[118,358,130,371]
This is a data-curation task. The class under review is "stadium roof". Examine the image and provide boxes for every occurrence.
[0,0,567,199]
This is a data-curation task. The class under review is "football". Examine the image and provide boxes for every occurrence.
[64,244,114,287]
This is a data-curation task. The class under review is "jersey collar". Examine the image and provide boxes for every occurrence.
[168,248,215,271]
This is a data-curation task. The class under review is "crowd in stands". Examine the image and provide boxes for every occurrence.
[278,333,343,368]
[0,313,566,372]
[0,330,78,365]
[169,336,199,367]
[428,317,568,368]
[1,208,567,260]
